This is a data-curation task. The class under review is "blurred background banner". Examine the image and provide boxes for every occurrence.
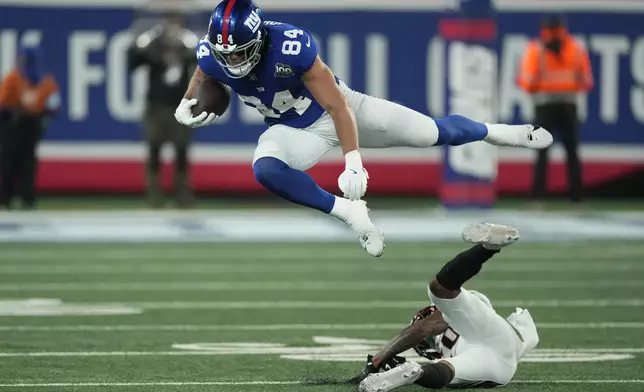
[0,0,642,195]
[439,0,499,209]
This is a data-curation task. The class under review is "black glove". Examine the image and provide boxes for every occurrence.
[380,354,408,371]
[346,354,378,384]
[346,354,408,384]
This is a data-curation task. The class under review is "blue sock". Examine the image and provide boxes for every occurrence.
[434,114,489,146]
[253,157,336,213]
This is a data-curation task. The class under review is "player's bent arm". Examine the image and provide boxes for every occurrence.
[183,65,209,100]
[302,56,359,154]
[372,311,449,368]
[175,65,216,127]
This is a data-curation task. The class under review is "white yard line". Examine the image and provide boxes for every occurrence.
[0,381,302,387]
[0,264,644,276]
[1,348,644,358]
[128,299,644,309]
[0,299,639,311]
[1,322,643,332]
[2,380,640,388]
[512,380,644,384]
[2,246,643,261]
[536,322,644,329]
[0,280,640,291]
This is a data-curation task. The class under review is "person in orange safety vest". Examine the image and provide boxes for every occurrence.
[0,46,60,209]
[517,15,593,204]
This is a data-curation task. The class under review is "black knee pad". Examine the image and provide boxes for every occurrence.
[435,245,498,291]
[414,362,454,389]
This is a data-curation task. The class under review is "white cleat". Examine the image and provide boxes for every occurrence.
[484,124,553,149]
[462,222,519,250]
[342,200,385,257]
[359,361,423,392]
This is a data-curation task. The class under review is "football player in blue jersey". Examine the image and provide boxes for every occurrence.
[174,0,553,258]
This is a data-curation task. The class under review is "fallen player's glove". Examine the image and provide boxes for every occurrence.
[346,354,408,384]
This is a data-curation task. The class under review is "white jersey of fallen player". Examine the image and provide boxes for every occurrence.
[428,289,539,388]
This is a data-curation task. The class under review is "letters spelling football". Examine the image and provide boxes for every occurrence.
[192,78,231,116]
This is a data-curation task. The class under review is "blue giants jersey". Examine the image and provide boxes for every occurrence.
[197,21,333,129]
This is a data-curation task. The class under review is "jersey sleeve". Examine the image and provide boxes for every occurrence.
[291,29,318,75]
[272,25,318,76]
[195,35,222,79]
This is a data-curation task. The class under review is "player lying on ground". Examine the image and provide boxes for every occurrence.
[174,0,554,257]
[350,223,539,391]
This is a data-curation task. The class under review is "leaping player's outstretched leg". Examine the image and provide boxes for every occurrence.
[359,223,520,392]
[346,89,553,151]
[252,125,385,258]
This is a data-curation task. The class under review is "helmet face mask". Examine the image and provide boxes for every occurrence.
[413,336,441,360]
[208,0,264,79]
[209,31,263,78]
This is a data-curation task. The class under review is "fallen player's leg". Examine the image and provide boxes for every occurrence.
[427,223,523,387]
[431,244,500,298]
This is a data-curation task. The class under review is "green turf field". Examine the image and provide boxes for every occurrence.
[0,241,643,391]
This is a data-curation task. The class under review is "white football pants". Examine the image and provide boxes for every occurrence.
[252,82,440,170]
[428,287,526,387]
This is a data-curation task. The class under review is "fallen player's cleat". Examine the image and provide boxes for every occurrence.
[462,222,520,250]
[359,361,423,392]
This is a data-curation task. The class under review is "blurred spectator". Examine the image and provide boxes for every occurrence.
[0,46,60,210]
[518,15,593,205]
[128,11,199,209]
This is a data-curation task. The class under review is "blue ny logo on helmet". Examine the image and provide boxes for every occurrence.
[207,0,265,78]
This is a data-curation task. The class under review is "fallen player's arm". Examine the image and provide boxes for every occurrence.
[372,310,449,368]
[303,56,359,155]
[183,65,209,100]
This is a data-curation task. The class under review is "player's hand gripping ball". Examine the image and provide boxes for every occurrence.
[174,79,231,128]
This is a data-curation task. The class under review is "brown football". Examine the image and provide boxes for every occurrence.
[191,78,231,116]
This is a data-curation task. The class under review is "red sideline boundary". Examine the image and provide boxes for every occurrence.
[37,161,641,195]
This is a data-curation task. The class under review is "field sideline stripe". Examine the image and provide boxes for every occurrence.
[0,380,643,387]
[2,348,644,357]
[1,322,644,332]
[1,281,642,291]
